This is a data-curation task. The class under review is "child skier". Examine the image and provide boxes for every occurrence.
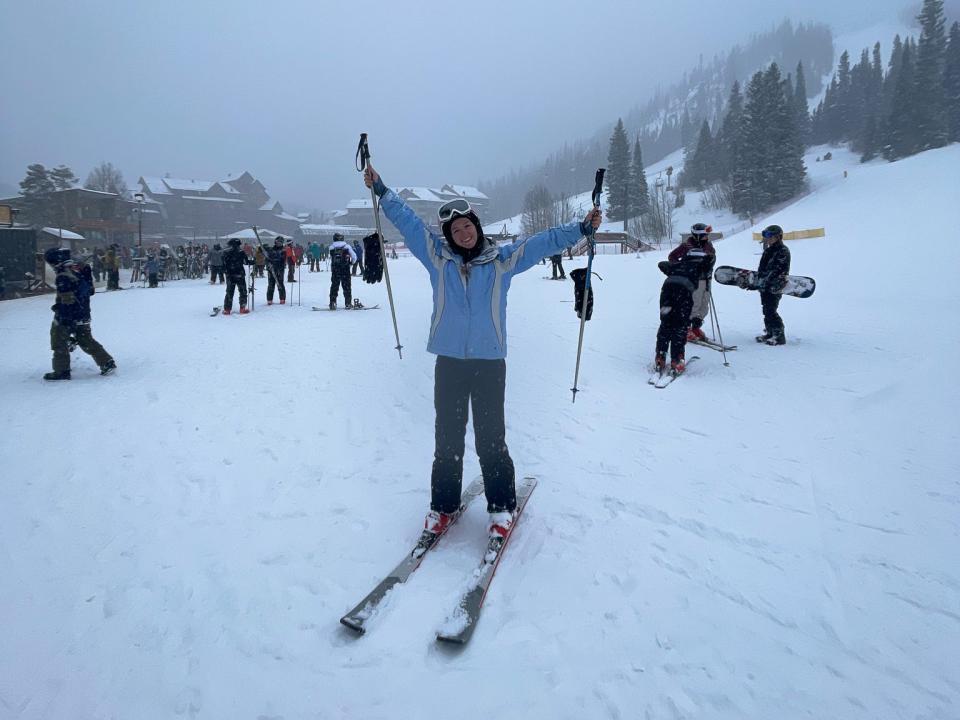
[654,240,714,375]
[328,233,357,309]
[668,222,716,342]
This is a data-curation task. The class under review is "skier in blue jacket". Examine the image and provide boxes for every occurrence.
[364,163,601,542]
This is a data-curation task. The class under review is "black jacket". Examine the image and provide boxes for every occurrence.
[222,246,249,276]
[52,262,95,325]
[757,241,791,292]
[658,248,714,293]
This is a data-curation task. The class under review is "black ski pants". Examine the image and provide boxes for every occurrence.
[51,321,113,373]
[550,255,566,279]
[267,267,286,302]
[210,266,224,283]
[431,356,516,515]
[330,267,352,305]
[761,291,784,334]
[224,273,248,311]
[656,283,693,361]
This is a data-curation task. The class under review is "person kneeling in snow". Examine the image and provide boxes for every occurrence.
[363,163,601,541]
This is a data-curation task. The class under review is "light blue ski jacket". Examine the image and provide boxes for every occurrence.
[379,189,585,359]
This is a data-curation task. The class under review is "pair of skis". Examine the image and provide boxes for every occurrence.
[647,355,700,388]
[340,476,536,645]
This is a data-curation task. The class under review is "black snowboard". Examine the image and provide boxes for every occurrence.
[714,265,816,299]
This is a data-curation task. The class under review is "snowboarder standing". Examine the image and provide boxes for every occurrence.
[221,238,250,315]
[668,222,716,342]
[43,248,116,380]
[364,163,601,540]
[266,238,288,304]
[752,224,791,345]
[654,241,714,375]
[328,232,357,309]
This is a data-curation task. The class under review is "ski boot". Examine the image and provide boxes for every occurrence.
[654,352,666,372]
[765,331,786,346]
[267,300,273,306]
[99,360,117,376]
[687,327,706,342]
[328,301,336,311]
[670,357,686,375]
[239,307,250,315]
[488,511,514,540]
[280,298,286,304]
[43,370,71,381]
[351,299,364,309]
[755,328,772,343]
[222,308,232,315]
[425,509,457,536]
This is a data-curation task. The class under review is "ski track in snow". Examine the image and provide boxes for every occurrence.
[1,145,959,719]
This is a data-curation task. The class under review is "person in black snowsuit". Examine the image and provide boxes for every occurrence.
[328,233,357,309]
[221,238,250,314]
[654,247,714,374]
[43,248,116,380]
[550,253,566,279]
[208,244,225,284]
[752,224,791,345]
[266,238,287,305]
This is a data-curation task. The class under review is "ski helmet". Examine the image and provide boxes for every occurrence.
[333,232,344,242]
[761,224,783,240]
[690,222,712,243]
[44,247,71,266]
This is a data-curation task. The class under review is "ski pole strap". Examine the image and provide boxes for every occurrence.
[592,168,605,209]
[356,133,370,172]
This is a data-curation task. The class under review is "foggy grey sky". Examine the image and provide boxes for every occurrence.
[1,0,909,210]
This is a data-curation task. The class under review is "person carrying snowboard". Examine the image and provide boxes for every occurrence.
[43,247,116,380]
[751,224,791,345]
[654,242,713,375]
[266,238,288,304]
[363,163,601,541]
[328,232,357,309]
[221,238,250,315]
[668,222,716,342]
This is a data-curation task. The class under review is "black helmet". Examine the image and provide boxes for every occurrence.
[44,247,71,266]
[761,224,784,240]
[333,232,344,242]
[228,238,241,247]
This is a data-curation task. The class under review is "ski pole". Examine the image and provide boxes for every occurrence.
[571,168,605,403]
[708,290,730,367]
[356,132,403,359]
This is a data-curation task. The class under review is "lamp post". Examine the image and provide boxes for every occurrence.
[134,192,144,283]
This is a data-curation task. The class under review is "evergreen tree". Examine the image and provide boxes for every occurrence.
[885,39,920,159]
[717,81,744,180]
[630,137,650,217]
[732,71,768,215]
[767,64,807,204]
[18,164,57,227]
[605,118,631,223]
[793,61,811,145]
[945,22,960,142]
[914,0,949,149]
[836,51,853,138]
[49,165,78,191]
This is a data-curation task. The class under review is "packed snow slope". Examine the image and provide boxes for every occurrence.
[2,145,959,720]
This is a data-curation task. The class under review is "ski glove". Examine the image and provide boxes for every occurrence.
[579,218,595,237]
[371,175,388,199]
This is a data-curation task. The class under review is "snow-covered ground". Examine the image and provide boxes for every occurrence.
[1,145,959,720]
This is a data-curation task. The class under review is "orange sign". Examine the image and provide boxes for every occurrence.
[0,205,12,226]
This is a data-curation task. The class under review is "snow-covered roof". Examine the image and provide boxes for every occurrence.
[300,224,373,237]
[41,227,85,240]
[181,196,245,203]
[162,178,216,193]
[396,186,444,203]
[217,182,241,195]
[442,184,489,200]
[140,177,172,195]
[346,199,374,210]
[223,227,280,240]
[259,199,280,211]
[273,212,301,222]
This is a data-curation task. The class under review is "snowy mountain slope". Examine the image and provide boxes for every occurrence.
[1,145,958,720]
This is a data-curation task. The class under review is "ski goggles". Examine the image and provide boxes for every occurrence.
[761,226,783,239]
[437,198,473,224]
[691,223,712,235]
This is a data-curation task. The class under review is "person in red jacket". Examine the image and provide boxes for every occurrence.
[668,222,716,342]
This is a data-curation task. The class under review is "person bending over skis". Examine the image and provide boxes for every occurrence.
[364,163,601,542]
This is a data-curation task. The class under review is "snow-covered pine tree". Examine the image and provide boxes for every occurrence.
[717,81,743,181]
[885,39,921,159]
[793,61,811,146]
[914,0,949,150]
[605,118,631,223]
[945,22,960,142]
[630,137,650,217]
